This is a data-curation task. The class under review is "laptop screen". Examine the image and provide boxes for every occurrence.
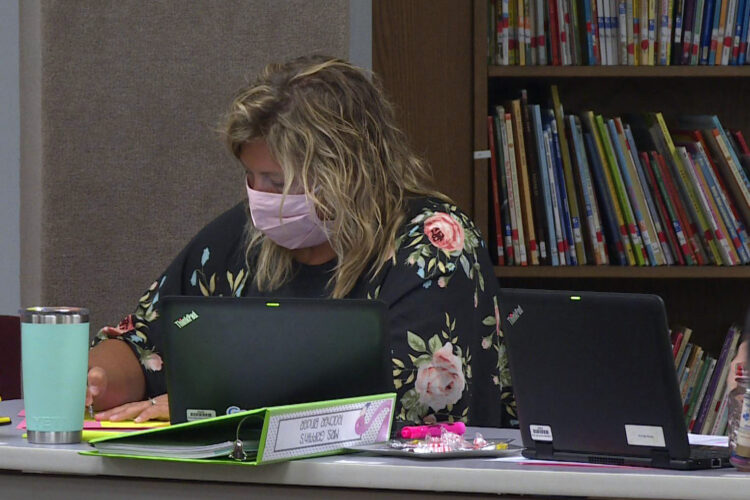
[157,296,392,423]
[499,288,692,461]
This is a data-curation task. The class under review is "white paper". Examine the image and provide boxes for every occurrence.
[687,433,729,447]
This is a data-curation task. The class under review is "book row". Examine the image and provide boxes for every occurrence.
[487,85,750,266]
[487,0,750,65]
[670,323,743,435]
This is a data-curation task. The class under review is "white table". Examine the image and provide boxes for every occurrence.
[1,399,749,499]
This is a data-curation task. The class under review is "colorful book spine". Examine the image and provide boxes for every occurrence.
[583,111,632,264]
[709,0,724,64]
[488,117,505,264]
[690,0,707,64]
[570,115,607,264]
[511,99,538,265]
[598,115,646,265]
[504,112,526,265]
[701,327,741,434]
[521,91,548,263]
[652,151,701,264]
[535,0,547,65]
[740,0,750,63]
[681,0,697,64]
[673,0,686,65]
[721,0,738,65]
[584,0,598,64]
[626,126,674,264]
[609,119,658,264]
[544,126,568,264]
[694,326,738,433]
[598,0,610,64]
[641,152,683,264]
[548,111,577,265]
[651,113,719,263]
[550,86,586,264]
[549,0,562,65]
[532,104,560,266]
[495,110,514,264]
[730,0,747,63]
[689,357,716,431]
[585,131,626,264]
[700,0,717,64]
[679,146,737,265]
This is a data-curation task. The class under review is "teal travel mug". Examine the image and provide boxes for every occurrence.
[20,307,89,444]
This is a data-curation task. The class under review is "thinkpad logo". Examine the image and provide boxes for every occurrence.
[507,305,523,325]
[174,310,199,329]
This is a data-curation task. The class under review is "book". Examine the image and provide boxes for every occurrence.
[674,326,693,370]
[613,118,664,265]
[570,115,608,264]
[641,151,684,264]
[495,108,515,264]
[532,104,560,266]
[694,326,740,433]
[548,110,577,264]
[487,116,505,265]
[597,115,645,265]
[651,151,699,264]
[503,111,525,264]
[582,114,629,265]
[700,326,742,434]
[543,123,568,264]
[674,132,750,263]
[689,357,717,431]
[672,328,685,360]
[85,393,396,465]
[511,99,539,265]
[625,125,672,264]
[521,91,549,264]
[677,115,750,230]
[550,86,586,264]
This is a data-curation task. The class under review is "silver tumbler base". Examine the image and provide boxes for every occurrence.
[27,430,82,444]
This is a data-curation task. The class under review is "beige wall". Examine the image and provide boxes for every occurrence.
[20,0,350,331]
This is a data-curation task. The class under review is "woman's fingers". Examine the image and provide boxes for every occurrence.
[94,394,170,422]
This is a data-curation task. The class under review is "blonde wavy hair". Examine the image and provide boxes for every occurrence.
[223,55,448,298]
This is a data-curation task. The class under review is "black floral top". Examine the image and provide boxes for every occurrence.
[94,197,516,427]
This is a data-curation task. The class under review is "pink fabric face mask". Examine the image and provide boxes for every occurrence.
[246,183,330,249]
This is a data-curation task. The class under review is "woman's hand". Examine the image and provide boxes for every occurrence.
[94,393,170,423]
[85,366,108,409]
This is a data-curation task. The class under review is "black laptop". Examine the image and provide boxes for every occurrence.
[157,296,392,424]
[499,288,730,470]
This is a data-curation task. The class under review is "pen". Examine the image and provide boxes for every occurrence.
[88,404,95,419]
[0,416,11,426]
[400,422,466,439]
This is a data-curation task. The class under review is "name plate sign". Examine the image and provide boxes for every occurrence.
[261,395,395,463]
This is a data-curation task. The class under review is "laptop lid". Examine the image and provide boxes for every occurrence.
[499,288,721,468]
[157,296,392,423]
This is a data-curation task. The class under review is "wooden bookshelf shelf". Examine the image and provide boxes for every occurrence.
[488,65,750,78]
[495,265,750,279]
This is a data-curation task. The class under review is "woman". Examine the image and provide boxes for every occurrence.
[86,55,515,427]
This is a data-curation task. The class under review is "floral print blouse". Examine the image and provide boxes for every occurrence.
[94,197,516,427]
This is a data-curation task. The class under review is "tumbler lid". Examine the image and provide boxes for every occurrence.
[20,306,89,324]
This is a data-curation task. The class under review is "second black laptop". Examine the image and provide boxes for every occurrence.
[499,288,730,470]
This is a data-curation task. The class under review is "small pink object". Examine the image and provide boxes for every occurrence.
[400,421,466,439]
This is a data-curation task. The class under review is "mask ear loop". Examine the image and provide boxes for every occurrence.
[229,415,252,461]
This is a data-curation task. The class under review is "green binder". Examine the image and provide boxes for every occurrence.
[82,393,396,465]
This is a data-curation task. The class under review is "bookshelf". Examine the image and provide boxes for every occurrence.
[472,0,750,355]
[374,1,749,356]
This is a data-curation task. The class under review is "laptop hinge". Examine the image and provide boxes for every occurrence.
[651,449,671,467]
